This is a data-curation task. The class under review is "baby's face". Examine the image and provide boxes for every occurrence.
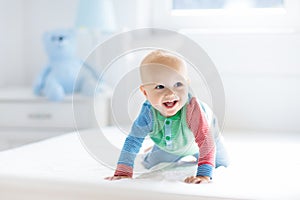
[140,63,189,117]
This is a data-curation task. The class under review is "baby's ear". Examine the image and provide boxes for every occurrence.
[140,85,147,97]
[186,78,191,85]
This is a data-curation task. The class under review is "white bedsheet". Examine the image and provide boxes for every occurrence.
[0,127,299,200]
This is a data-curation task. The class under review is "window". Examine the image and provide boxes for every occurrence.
[151,0,300,33]
[172,0,284,10]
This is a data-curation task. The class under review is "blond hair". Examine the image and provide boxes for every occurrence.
[141,50,185,68]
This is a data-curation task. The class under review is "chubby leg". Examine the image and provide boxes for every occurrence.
[142,135,230,170]
[142,145,183,169]
[142,122,230,169]
[215,134,230,168]
[192,134,229,169]
[210,115,230,168]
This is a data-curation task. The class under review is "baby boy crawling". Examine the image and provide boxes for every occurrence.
[105,50,229,184]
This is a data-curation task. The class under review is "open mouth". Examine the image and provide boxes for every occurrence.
[163,100,178,109]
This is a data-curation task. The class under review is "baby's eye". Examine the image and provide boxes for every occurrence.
[155,85,165,89]
[174,82,183,87]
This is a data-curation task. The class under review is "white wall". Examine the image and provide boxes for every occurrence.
[0,0,299,132]
[0,0,78,87]
[23,0,78,86]
[0,0,140,87]
[0,0,25,86]
[184,32,300,132]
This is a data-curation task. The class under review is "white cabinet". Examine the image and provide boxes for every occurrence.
[0,87,111,150]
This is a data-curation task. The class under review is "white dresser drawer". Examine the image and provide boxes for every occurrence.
[0,87,110,129]
[1,102,73,128]
[0,87,111,151]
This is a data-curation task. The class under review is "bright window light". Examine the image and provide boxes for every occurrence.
[172,0,286,16]
[151,0,299,32]
[172,0,284,10]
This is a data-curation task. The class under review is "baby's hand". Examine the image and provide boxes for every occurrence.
[104,175,131,181]
[184,176,210,184]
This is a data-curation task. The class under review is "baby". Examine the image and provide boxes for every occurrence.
[105,50,229,184]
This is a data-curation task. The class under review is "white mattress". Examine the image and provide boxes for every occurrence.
[0,127,299,200]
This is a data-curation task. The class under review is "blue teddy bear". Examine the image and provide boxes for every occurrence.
[33,29,100,101]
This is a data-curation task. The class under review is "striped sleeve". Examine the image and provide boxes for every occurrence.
[114,101,153,177]
[186,97,215,178]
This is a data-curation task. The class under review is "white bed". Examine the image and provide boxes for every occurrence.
[0,127,299,200]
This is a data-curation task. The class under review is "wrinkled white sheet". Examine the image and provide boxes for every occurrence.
[0,127,299,200]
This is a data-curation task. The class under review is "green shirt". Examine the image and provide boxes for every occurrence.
[149,103,199,156]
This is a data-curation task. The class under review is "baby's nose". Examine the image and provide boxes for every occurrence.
[165,88,176,97]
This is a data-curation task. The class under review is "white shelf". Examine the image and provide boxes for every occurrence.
[0,86,110,129]
[0,86,111,150]
[0,86,96,102]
